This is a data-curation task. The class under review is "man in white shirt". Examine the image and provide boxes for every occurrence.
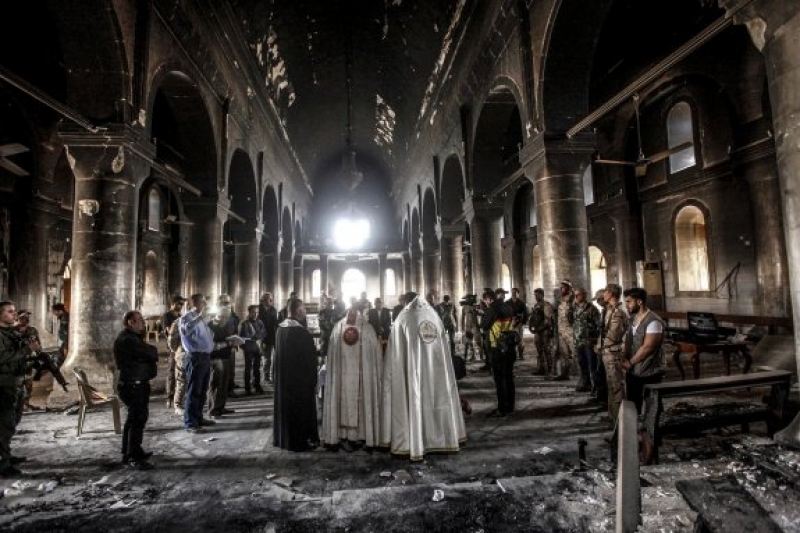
[621,287,665,412]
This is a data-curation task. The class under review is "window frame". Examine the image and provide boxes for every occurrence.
[672,201,714,297]
[666,100,698,175]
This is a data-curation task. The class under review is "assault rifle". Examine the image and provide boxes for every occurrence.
[27,348,69,392]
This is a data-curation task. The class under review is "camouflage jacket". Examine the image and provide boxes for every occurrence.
[572,302,600,347]
[0,326,30,387]
[528,300,555,335]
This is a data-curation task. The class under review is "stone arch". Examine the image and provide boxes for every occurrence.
[226,149,259,313]
[472,85,525,196]
[280,206,294,299]
[148,70,219,199]
[673,201,712,293]
[540,0,613,133]
[440,155,466,223]
[261,185,280,293]
[422,188,440,295]
[512,181,533,298]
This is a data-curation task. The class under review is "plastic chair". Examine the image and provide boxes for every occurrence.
[73,368,122,437]
[145,317,160,343]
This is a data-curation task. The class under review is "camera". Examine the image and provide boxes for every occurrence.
[459,294,478,306]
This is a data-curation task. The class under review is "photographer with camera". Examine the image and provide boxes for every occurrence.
[0,301,41,477]
[480,289,517,418]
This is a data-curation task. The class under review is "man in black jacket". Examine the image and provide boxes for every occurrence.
[258,292,279,383]
[113,310,159,470]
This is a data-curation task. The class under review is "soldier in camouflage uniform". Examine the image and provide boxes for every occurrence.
[598,284,628,422]
[528,288,555,375]
[0,301,40,477]
[460,297,482,361]
[572,288,601,392]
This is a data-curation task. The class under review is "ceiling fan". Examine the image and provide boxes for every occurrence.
[0,143,30,176]
[595,95,692,178]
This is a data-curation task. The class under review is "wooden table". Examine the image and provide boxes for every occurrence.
[670,340,751,380]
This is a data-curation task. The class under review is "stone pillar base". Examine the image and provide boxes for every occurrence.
[775,412,800,449]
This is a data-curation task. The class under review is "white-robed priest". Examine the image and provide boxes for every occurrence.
[379,293,466,461]
[321,307,383,451]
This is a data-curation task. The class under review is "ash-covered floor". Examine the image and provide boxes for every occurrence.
[2,336,800,532]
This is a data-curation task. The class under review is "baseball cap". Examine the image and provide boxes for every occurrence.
[171,295,186,304]
[594,289,605,300]
[217,294,231,305]
[495,288,508,295]
[560,279,573,288]
[17,309,31,318]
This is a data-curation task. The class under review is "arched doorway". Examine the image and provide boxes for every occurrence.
[588,246,607,296]
[341,268,367,305]
[142,251,161,316]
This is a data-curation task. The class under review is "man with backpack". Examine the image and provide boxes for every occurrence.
[480,289,517,418]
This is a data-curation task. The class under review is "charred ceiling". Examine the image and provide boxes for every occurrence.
[231,0,462,190]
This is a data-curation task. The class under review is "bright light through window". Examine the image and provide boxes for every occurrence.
[334,218,370,249]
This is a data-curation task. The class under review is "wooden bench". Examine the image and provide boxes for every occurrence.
[642,370,792,464]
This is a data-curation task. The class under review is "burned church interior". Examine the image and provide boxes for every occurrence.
[2,0,800,531]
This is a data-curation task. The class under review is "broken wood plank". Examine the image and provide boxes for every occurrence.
[675,475,782,532]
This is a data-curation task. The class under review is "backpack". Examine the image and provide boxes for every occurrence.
[497,329,521,353]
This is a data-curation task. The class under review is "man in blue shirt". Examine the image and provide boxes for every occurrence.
[179,294,218,433]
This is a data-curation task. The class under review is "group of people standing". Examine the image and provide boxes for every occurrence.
[108,288,467,469]
[272,292,466,461]
[0,302,70,478]
[527,280,667,424]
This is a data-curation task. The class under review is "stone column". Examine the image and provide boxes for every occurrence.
[722,0,800,441]
[280,245,293,300]
[610,208,642,290]
[729,0,800,364]
[440,226,464,300]
[423,241,441,297]
[522,134,592,293]
[470,204,504,293]
[233,229,260,316]
[187,202,223,300]
[378,253,387,300]
[58,126,147,392]
[293,254,304,299]
[261,238,280,296]
[736,143,790,318]
[168,227,190,298]
[401,251,411,293]
[320,253,329,296]
[411,243,424,294]
[15,203,57,337]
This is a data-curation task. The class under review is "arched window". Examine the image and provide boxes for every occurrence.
[588,246,607,295]
[311,269,321,298]
[143,250,161,314]
[341,268,367,305]
[501,263,511,293]
[583,166,594,205]
[667,102,696,173]
[675,205,710,291]
[147,188,162,231]
[385,268,397,296]
[532,245,542,290]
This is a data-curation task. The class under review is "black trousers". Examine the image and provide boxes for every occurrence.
[243,342,262,390]
[117,381,151,462]
[490,349,516,414]
[625,371,663,413]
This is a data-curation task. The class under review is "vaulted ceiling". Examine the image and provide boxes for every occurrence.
[231,0,461,191]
